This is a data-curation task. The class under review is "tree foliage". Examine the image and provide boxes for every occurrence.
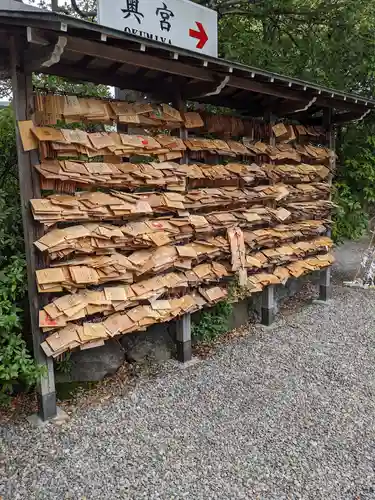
[195,0,375,241]
[195,0,375,95]
[332,121,375,241]
[0,106,46,405]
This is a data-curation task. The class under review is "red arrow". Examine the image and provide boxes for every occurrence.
[189,22,208,49]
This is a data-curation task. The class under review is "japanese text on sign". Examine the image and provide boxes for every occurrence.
[98,0,218,57]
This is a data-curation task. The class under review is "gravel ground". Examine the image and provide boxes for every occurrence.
[1,241,375,500]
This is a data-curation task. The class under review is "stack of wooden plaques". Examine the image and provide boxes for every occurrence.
[242,139,333,162]
[36,161,271,192]
[35,94,204,129]
[201,113,326,140]
[34,218,329,260]
[32,128,187,161]
[286,201,334,221]
[262,163,330,183]
[282,183,331,203]
[22,96,336,358]
[40,253,334,357]
[35,235,333,293]
[36,160,188,191]
[22,125,333,162]
[30,185,294,225]
[40,289,223,357]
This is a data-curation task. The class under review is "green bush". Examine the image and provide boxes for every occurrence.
[192,300,233,343]
[332,127,375,243]
[0,78,111,405]
[332,182,369,243]
[0,107,44,406]
[0,255,46,405]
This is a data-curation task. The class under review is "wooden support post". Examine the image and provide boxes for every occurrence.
[261,285,275,326]
[114,88,133,134]
[173,93,192,362]
[261,111,277,325]
[176,314,192,363]
[318,107,335,301]
[268,112,276,147]
[10,37,57,421]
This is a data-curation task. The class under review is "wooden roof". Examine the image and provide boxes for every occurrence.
[0,3,373,122]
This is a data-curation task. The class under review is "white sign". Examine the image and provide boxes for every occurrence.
[98,0,218,57]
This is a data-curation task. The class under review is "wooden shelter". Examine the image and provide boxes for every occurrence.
[0,1,373,421]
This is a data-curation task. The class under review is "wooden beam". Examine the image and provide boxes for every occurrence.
[62,36,216,82]
[316,95,369,113]
[24,44,58,72]
[10,36,57,421]
[26,28,215,82]
[197,93,264,115]
[227,76,368,112]
[79,54,95,69]
[41,63,174,101]
[195,95,249,111]
[273,98,317,116]
[332,110,371,124]
[301,108,370,125]
[135,68,150,78]
[107,62,124,75]
[26,29,369,113]
[25,36,67,73]
[262,107,277,327]
[182,78,231,99]
[228,76,307,103]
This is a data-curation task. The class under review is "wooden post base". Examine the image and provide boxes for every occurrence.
[319,284,331,301]
[318,268,331,302]
[176,340,192,363]
[37,391,57,421]
[176,313,192,363]
[261,285,275,326]
[261,307,275,326]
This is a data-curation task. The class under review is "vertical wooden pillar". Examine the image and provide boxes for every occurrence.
[174,93,192,363]
[10,37,57,420]
[261,111,277,325]
[319,108,334,301]
[268,112,277,147]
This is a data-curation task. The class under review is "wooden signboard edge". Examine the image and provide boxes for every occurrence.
[10,36,57,421]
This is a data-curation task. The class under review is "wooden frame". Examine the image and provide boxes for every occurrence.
[3,11,345,420]
[318,108,335,301]
[10,35,56,420]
